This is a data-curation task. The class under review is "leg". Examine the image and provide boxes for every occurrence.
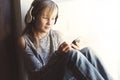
[31,48,111,80]
[28,52,67,80]
[66,49,109,80]
[37,53,67,80]
[47,48,111,80]
[80,47,111,80]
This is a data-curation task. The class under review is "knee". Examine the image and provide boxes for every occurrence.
[67,50,83,64]
[68,47,95,60]
[80,47,91,54]
[80,47,96,58]
[68,50,80,58]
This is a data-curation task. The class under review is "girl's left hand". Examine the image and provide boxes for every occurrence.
[71,40,80,50]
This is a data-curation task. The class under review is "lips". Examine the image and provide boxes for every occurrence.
[45,26,51,29]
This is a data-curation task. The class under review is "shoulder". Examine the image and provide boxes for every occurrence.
[18,35,26,49]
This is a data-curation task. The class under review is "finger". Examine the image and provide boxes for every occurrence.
[59,42,73,53]
[71,43,80,50]
[63,46,73,53]
[62,45,70,52]
[62,42,69,46]
[58,42,69,52]
[71,44,78,49]
[59,42,67,48]
[72,40,79,46]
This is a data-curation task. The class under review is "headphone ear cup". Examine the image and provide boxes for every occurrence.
[54,14,58,24]
[25,6,34,23]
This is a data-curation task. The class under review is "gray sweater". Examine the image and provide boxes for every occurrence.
[23,29,64,72]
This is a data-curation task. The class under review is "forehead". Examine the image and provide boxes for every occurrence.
[41,7,58,17]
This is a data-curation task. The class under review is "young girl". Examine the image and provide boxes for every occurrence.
[18,0,111,80]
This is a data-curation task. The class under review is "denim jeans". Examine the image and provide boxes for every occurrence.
[29,47,111,80]
[63,47,111,80]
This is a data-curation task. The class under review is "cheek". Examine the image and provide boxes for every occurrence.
[34,20,42,29]
[42,20,47,24]
[40,19,47,25]
[36,19,44,27]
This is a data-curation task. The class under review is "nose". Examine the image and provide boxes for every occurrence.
[47,19,52,25]
[47,20,50,25]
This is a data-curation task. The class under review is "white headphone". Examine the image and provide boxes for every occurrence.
[25,6,34,23]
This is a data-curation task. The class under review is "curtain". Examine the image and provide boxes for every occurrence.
[0,0,22,80]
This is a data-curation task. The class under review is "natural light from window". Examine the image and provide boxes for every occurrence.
[21,0,120,80]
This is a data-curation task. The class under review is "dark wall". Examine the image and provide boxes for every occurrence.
[0,0,22,80]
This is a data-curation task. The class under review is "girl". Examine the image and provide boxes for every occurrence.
[18,0,111,80]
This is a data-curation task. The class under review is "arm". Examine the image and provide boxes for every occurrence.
[18,36,43,73]
[57,40,80,53]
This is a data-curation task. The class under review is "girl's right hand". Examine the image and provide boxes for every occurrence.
[58,42,73,53]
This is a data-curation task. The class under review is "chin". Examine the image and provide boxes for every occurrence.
[43,29,50,33]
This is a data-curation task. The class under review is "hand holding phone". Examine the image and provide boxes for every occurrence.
[72,37,80,44]
[71,37,80,50]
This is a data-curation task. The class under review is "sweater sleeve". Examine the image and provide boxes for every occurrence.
[23,44,44,73]
[22,36,45,73]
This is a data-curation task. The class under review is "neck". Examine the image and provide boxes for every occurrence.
[34,31,48,39]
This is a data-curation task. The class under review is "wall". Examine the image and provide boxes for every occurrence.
[54,0,120,80]
[21,0,120,80]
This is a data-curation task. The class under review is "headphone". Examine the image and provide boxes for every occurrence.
[25,0,58,24]
[25,6,34,24]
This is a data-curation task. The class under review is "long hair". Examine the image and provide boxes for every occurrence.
[22,0,58,48]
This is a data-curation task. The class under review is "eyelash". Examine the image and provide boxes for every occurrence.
[42,17,55,20]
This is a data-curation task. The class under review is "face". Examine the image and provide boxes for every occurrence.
[35,7,58,33]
